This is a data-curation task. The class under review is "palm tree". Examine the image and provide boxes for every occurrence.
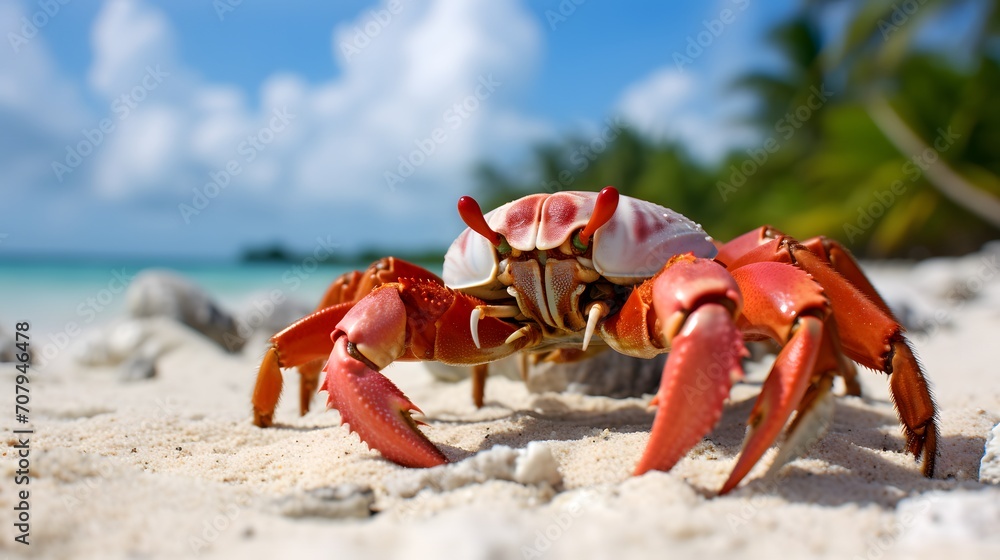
[824,0,1000,253]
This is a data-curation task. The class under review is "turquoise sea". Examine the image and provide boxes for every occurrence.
[0,259,368,344]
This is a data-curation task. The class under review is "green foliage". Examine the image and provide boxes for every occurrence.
[476,0,1000,258]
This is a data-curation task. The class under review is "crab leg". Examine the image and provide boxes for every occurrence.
[719,230,866,398]
[798,236,896,320]
[719,262,850,493]
[322,280,527,467]
[721,314,822,493]
[722,233,938,476]
[252,258,445,427]
[635,302,747,475]
[764,372,836,480]
[315,256,446,308]
[611,256,859,492]
[471,363,489,408]
[253,303,355,427]
[717,227,894,321]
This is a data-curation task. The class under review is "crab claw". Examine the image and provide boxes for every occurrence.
[322,286,447,468]
[635,256,747,476]
[323,336,447,467]
[635,303,746,475]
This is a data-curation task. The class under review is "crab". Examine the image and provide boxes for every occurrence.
[251,187,937,494]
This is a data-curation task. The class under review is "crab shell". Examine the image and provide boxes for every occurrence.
[443,191,718,289]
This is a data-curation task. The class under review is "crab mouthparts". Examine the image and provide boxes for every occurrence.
[469,302,608,352]
[582,302,608,351]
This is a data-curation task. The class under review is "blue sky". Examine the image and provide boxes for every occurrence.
[1,0,800,260]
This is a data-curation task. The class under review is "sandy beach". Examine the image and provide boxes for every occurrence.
[5,0,1000,557]
[2,249,999,560]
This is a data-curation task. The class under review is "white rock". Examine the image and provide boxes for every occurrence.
[514,441,563,487]
[72,318,201,383]
[73,320,146,366]
[386,442,562,498]
[897,489,1000,546]
[272,484,373,519]
[118,339,163,381]
[127,269,240,350]
[982,422,1000,485]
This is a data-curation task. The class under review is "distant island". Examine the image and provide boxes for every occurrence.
[239,242,445,267]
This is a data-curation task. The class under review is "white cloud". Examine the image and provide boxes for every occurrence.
[616,69,695,139]
[0,0,556,256]
[0,3,91,138]
[0,3,97,206]
[88,0,175,97]
[93,104,183,198]
[615,67,752,163]
[75,0,549,249]
[289,0,545,203]
[613,0,766,164]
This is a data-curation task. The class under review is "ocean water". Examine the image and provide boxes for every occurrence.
[0,259,367,348]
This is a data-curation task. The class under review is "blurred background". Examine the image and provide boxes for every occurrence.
[2,0,999,334]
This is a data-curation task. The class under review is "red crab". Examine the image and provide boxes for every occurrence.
[251,187,936,494]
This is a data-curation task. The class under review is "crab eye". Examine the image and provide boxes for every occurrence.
[578,186,619,244]
[458,195,509,254]
[572,230,588,251]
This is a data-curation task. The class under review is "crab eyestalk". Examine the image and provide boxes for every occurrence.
[458,195,510,252]
[576,186,620,246]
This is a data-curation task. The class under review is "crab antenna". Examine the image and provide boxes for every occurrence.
[458,196,502,246]
[579,186,620,243]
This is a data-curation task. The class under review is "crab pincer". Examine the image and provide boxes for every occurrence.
[629,255,748,476]
[321,280,526,467]
[320,286,445,467]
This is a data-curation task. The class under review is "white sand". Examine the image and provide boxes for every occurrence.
[2,256,999,560]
